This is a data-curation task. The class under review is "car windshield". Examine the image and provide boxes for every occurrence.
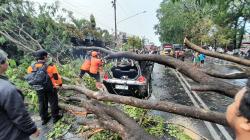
[173,44,182,50]
[110,59,139,79]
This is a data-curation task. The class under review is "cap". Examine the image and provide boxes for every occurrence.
[35,49,48,59]
[0,49,7,64]
[91,51,98,57]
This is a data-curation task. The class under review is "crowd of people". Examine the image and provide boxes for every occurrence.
[193,52,206,68]
[0,48,250,139]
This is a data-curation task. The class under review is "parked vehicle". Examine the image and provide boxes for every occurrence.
[160,44,173,55]
[216,47,224,53]
[103,58,152,99]
[172,44,185,59]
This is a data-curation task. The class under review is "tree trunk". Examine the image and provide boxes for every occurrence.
[237,18,247,49]
[62,85,228,126]
[233,20,238,49]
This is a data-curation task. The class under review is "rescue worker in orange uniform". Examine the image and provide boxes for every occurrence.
[27,50,62,125]
[79,51,91,78]
[89,51,103,89]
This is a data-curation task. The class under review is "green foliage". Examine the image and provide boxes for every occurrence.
[122,36,143,51]
[59,61,80,80]
[47,117,72,139]
[123,105,165,137]
[6,58,39,112]
[0,0,114,62]
[103,62,113,72]
[143,116,164,137]
[123,105,147,119]
[58,59,98,91]
[0,36,6,45]
[83,75,98,91]
[167,124,192,140]
[156,0,249,48]
[90,130,121,140]
[90,14,96,29]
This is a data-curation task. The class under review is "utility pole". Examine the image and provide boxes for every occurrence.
[112,0,117,47]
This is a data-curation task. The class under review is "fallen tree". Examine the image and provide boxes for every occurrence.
[60,40,250,139]
[61,85,227,126]
[81,46,242,98]
[58,83,228,139]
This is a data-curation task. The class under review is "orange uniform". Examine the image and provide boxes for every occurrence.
[80,59,91,71]
[27,63,62,88]
[89,57,102,74]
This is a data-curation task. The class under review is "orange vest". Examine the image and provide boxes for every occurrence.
[27,63,62,88]
[80,59,91,71]
[89,57,102,74]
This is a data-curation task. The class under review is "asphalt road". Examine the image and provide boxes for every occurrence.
[149,61,244,140]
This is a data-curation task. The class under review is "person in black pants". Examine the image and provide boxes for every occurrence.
[37,88,60,125]
[27,50,63,125]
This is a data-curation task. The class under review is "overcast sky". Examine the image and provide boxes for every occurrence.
[29,0,162,45]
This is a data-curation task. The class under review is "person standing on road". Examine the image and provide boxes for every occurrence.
[226,79,250,140]
[27,49,63,125]
[199,53,205,67]
[193,52,200,68]
[79,51,91,78]
[0,50,40,140]
[89,51,103,89]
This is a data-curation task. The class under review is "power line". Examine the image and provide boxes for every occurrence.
[116,1,128,17]
[60,0,114,30]
[117,11,146,24]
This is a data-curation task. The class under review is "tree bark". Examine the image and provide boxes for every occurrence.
[61,96,158,140]
[203,70,249,79]
[62,85,228,126]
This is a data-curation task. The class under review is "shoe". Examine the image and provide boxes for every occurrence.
[42,116,51,125]
[53,115,63,124]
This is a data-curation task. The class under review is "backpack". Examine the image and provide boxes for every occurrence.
[25,63,53,91]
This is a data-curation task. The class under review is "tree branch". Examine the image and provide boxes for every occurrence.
[19,27,43,50]
[203,70,249,79]
[0,30,36,52]
[61,85,228,126]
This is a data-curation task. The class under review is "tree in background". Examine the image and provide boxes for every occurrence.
[122,36,143,51]
[90,14,96,29]
[0,0,115,62]
[156,0,250,49]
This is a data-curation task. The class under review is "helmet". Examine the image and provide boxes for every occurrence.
[35,49,48,59]
[91,51,98,57]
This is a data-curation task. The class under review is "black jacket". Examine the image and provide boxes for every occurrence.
[0,75,37,140]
